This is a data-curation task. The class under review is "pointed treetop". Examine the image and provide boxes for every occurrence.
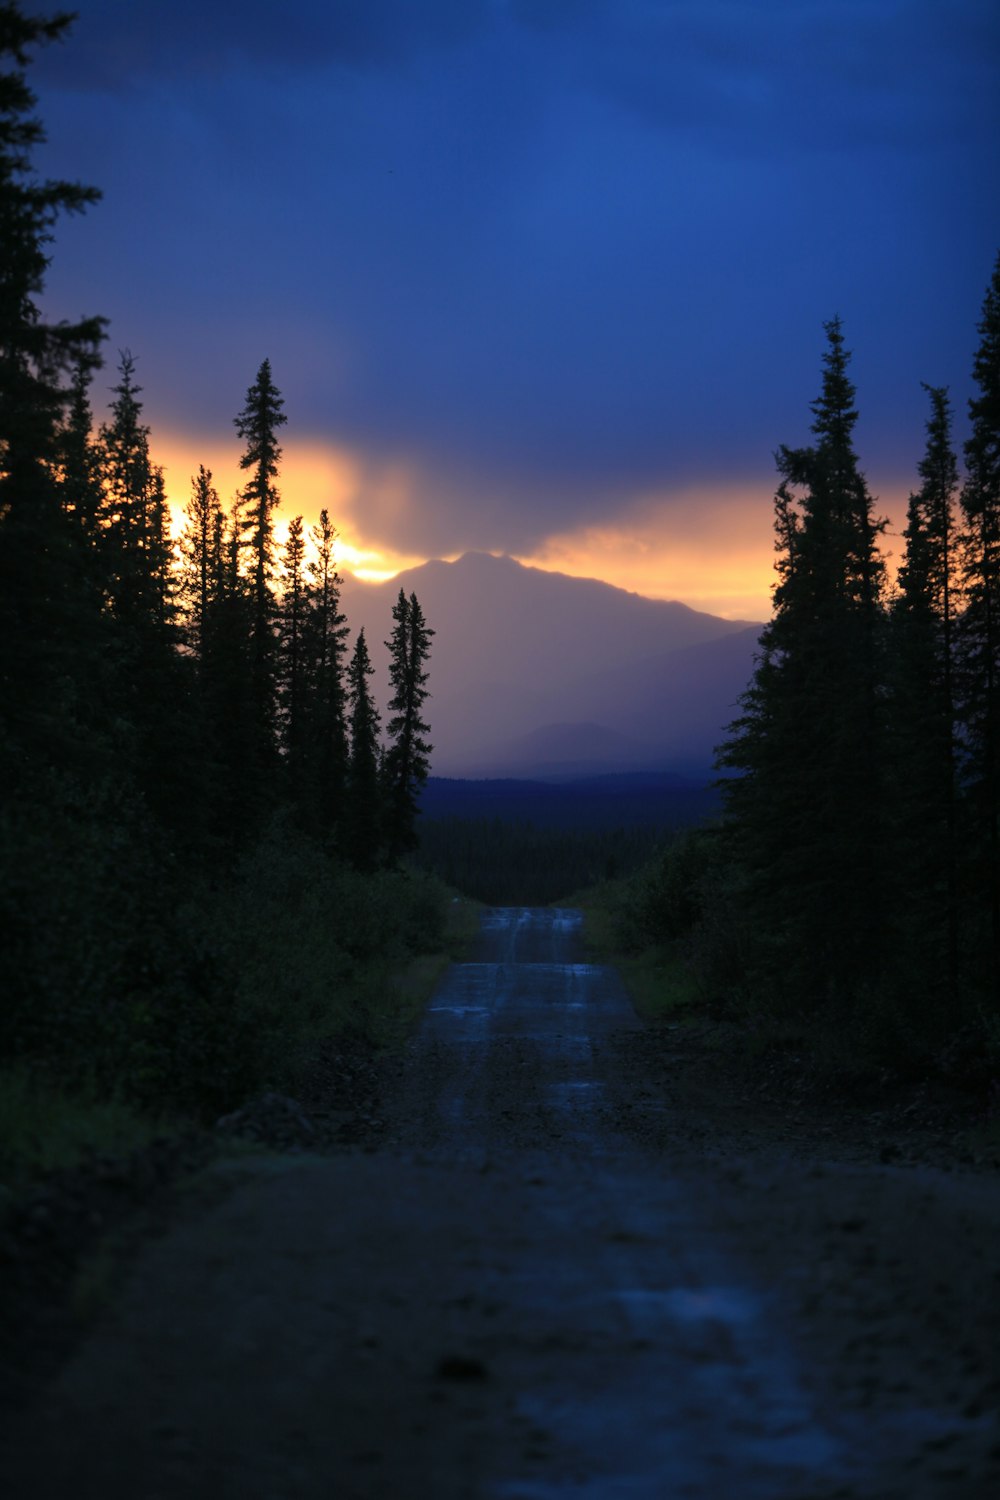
[810,317,859,453]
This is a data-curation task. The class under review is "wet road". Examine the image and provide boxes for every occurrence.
[4,907,996,1498]
[392,907,871,1496]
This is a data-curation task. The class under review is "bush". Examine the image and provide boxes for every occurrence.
[0,786,449,1123]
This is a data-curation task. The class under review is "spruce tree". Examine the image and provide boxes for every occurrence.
[278,513,307,790]
[57,361,104,550]
[958,251,1000,1000]
[887,385,960,1009]
[719,319,886,1005]
[233,357,285,773]
[345,628,382,870]
[0,2,105,746]
[98,351,175,636]
[383,589,434,860]
[177,464,223,665]
[97,352,193,829]
[302,507,349,836]
[232,358,283,798]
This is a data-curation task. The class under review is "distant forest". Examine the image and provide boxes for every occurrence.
[413,776,721,905]
[1,7,441,1127]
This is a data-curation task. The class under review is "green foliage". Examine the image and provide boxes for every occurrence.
[0,1068,162,1184]
[0,781,450,1124]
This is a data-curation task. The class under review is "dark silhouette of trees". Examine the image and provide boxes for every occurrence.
[0,2,445,1131]
[98,351,175,639]
[178,464,223,664]
[719,319,886,1006]
[383,589,434,860]
[0,2,106,752]
[711,268,1000,1063]
[279,513,308,792]
[233,357,285,783]
[888,385,961,1011]
[958,251,1000,1000]
[346,628,382,869]
[301,507,349,835]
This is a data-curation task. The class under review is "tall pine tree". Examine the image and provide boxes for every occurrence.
[887,384,960,1011]
[958,252,1000,1001]
[719,319,886,1005]
[383,589,434,860]
[345,628,382,870]
[233,357,286,788]
[301,507,349,835]
[0,2,105,752]
[278,513,307,793]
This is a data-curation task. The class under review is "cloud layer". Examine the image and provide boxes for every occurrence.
[33,1,1000,591]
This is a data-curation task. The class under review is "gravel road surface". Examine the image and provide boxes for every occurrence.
[2,907,997,1497]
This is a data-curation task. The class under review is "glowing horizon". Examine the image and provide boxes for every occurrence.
[157,431,911,623]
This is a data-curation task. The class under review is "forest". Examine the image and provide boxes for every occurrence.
[0,6,443,1170]
[609,289,1000,1085]
[2,4,1000,1185]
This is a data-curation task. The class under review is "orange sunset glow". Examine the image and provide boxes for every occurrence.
[157,432,785,617]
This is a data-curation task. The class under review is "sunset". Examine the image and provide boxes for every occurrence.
[32,0,997,619]
[3,4,1000,1496]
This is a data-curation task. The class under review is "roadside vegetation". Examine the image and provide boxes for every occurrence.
[0,9,451,1189]
[578,272,1000,1102]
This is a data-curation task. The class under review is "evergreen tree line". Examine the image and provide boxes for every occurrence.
[0,5,441,1117]
[687,264,1000,1067]
[61,346,435,867]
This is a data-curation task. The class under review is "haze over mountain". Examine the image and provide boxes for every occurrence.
[341,553,763,779]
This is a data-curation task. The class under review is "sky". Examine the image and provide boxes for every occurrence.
[30,0,1000,619]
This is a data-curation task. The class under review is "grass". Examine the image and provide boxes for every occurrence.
[563,877,702,1027]
[365,891,483,1045]
[0,1067,167,1186]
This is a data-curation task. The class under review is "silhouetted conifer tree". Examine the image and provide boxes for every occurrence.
[887,385,960,1010]
[383,589,434,859]
[0,2,105,750]
[346,628,382,869]
[98,351,175,636]
[301,508,349,836]
[719,319,886,1004]
[233,357,285,775]
[178,465,223,663]
[97,352,195,828]
[279,514,307,789]
[958,251,1000,1000]
[57,362,104,550]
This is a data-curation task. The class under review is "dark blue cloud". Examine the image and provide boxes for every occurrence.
[31,0,492,89]
[30,0,1000,558]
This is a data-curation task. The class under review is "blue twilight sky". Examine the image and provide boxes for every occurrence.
[30,0,1000,615]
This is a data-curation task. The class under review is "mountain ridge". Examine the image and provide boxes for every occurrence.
[338,551,763,778]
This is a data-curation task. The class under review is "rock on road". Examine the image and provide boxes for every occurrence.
[3,907,998,1497]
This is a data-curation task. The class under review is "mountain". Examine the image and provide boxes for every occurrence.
[339,552,763,778]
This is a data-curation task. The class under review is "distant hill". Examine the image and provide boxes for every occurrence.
[419,773,722,830]
[340,552,763,778]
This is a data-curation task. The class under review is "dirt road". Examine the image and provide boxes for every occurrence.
[3,907,997,1497]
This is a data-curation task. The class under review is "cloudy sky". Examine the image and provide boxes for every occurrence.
[33,0,1000,617]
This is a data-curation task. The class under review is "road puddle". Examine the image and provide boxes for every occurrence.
[619,1285,759,1327]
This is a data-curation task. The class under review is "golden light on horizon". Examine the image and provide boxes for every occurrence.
[519,485,779,621]
[157,430,912,617]
[156,431,426,582]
